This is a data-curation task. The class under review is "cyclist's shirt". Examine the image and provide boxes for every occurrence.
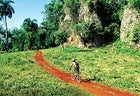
[72,61,79,70]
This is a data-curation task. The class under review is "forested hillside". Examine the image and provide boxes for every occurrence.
[0,0,140,52]
[59,0,140,47]
[0,0,140,95]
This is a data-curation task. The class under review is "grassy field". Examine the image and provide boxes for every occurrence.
[0,51,94,96]
[42,41,140,95]
[0,41,140,95]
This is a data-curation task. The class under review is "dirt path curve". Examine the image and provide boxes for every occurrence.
[35,51,136,96]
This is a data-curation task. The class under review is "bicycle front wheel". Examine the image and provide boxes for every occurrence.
[71,74,76,80]
[76,74,81,83]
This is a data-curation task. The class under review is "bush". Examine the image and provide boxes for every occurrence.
[131,22,140,44]
[54,30,67,49]
[64,0,80,22]
[129,0,140,11]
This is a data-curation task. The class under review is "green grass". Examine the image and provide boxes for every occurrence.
[42,41,140,95]
[0,51,94,96]
[0,41,139,95]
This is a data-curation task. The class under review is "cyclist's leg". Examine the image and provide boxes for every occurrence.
[71,68,76,80]
[74,68,77,75]
[76,68,81,83]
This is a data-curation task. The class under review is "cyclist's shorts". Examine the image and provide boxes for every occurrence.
[74,67,79,73]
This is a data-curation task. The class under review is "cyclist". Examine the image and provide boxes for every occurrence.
[70,59,80,75]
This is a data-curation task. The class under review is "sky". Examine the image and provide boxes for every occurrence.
[7,0,50,29]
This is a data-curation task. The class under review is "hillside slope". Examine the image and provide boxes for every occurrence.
[0,41,139,95]
[0,51,93,96]
[42,41,140,95]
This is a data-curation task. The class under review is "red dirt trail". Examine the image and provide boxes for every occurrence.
[35,51,136,96]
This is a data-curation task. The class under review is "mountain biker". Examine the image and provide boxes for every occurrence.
[70,59,80,75]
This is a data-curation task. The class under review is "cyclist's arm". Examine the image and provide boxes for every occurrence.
[70,63,73,70]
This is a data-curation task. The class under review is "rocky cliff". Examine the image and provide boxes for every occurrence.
[120,7,140,45]
[60,0,102,48]
[60,0,140,48]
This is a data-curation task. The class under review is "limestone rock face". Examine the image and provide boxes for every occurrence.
[79,5,101,26]
[120,8,140,45]
[60,2,102,48]
[67,34,85,48]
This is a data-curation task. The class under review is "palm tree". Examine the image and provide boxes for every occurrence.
[22,18,38,33]
[22,18,38,50]
[0,0,15,51]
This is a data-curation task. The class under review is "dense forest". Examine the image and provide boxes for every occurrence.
[0,0,140,52]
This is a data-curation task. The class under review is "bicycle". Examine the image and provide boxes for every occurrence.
[70,71,81,83]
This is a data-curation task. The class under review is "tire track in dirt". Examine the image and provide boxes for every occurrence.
[35,51,136,96]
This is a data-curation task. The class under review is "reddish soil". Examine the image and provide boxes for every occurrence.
[35,51,136,96]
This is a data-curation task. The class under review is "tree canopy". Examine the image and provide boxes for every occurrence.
[0,0,15,51]
[0,0,139,52]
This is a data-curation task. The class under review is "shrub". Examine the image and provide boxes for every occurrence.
[54,30,67,49]
[129,0,140,11]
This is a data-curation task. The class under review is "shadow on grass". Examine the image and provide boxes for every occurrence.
[63,49,92,53]
[82,78,96,83]
[82,76,101,83]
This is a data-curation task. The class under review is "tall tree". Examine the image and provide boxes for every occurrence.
[11,28,28,51]
[0,24,4,51]
[22,18,38,50]
[42,0,64,47]
[0,0,15,51]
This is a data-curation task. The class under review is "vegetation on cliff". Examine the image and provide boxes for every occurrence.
[0,0,140,51]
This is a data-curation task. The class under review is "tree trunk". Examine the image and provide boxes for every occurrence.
[4,15,9,52]
[29,34,33,50]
